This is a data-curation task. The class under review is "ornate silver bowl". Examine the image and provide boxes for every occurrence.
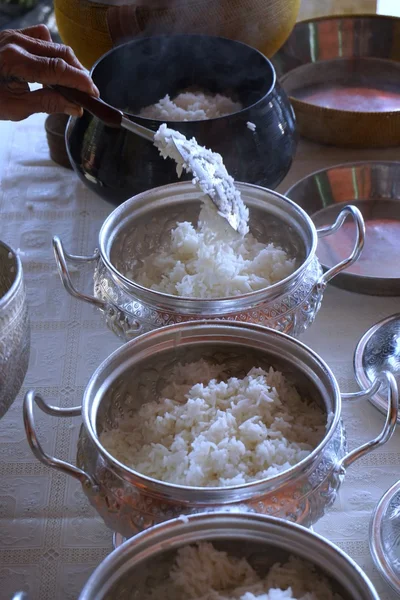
[0,241,30,419]
[78,513,379,599]
[23,322,397,538]
[53,182,365,341]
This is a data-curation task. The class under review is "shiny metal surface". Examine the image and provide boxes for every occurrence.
[272,15,400,148]
[80,513,379,599]
[354,313,400,422]
[370,479,400,595]
[120,116,155,142]
[286,161,400,295]
[23,321,397,538]
[0,241,30,419]
[53,181,364,340]
[112,532,125,550]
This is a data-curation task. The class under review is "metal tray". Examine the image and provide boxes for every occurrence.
[286,161,400,296]
[370,479,400,595]
[354,313,400,421]
[272,15,400,148]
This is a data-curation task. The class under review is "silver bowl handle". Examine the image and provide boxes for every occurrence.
[316,205,365,286]
[339,371,398,471]
[23,390,96,488]
[52,236,106,310]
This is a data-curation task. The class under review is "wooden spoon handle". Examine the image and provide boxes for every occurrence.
[52,85,123,128]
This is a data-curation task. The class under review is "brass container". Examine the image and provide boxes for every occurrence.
[54,0,300,68]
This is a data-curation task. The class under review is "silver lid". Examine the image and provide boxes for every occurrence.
[370,479,400,594]
[354,313,400,421]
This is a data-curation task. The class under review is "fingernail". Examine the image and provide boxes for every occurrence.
[91,84,100,97]
[65,106,83,118]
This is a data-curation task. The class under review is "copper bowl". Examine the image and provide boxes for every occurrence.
[272,15,400,148]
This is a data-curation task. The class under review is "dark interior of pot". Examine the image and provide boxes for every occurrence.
[100,538,349,599]
[104,190,310,295]
[94,35,272,116]
[66,35,297,204]
[0,243,18,303]
[94,339,333,439]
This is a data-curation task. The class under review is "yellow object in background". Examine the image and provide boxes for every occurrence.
[298,0,378,21]
[54,0,300,70]
[55,0,112,69]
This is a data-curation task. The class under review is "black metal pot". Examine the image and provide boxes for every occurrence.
[66,34,297,206]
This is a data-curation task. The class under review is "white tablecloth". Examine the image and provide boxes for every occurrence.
[0,113,400,600]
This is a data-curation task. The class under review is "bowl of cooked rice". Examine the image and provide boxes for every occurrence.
[53,181,365,340]
[23,321,397,538]
[77,513,379,599]
[65,34,297,205]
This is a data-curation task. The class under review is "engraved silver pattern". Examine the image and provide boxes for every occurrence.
[76,421,347,538]
[0,242,30,419]
[93,256,324,340]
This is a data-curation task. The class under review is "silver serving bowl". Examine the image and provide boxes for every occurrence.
[78,513,379,599]
[286,161,400,296]
[0,241,30,419]
[53,181,365,340]
[23,321,397,538]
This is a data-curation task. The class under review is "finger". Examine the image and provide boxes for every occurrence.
[4,88,84,120]
[0,45,99,96]
[17,24,52,42]
[1,30,92,80]
[16,33,87,72]
[30,87,84,116]
[0,79,30,94]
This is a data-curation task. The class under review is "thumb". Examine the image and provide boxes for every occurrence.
[27,87,83,117]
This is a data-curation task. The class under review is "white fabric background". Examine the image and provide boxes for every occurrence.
[0,113,399,599]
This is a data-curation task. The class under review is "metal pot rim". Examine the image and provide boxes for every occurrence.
[89,33,277,122]
[97,181,318,309]
[79,512,379,600]
[0,240,23,312]
[82,320,341,499]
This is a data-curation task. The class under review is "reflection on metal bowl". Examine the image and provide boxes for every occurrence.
[286,161,400,296]
[66,35,297,206]
[23,321,397,539]
[354,313,400,421]
[272,15,400,148]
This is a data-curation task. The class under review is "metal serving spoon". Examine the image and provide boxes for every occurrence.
[53,85,242,233]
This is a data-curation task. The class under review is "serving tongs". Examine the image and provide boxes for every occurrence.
[53,85,241,232]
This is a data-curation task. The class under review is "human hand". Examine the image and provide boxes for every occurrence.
[0,24,99,121]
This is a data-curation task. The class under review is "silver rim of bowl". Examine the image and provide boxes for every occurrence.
[0,240,23,312]
[369,478,400,594]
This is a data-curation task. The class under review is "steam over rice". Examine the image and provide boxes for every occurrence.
[144,542,343,599]
[139,91,242,121]
[134,201,296,298]
[100,360,326,487]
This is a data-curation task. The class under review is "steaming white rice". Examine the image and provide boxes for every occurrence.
[134,201,296,298]
[144,542,343,600]
[154,124,249,235]
[100,360,326,487]
[139,91,242,121]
